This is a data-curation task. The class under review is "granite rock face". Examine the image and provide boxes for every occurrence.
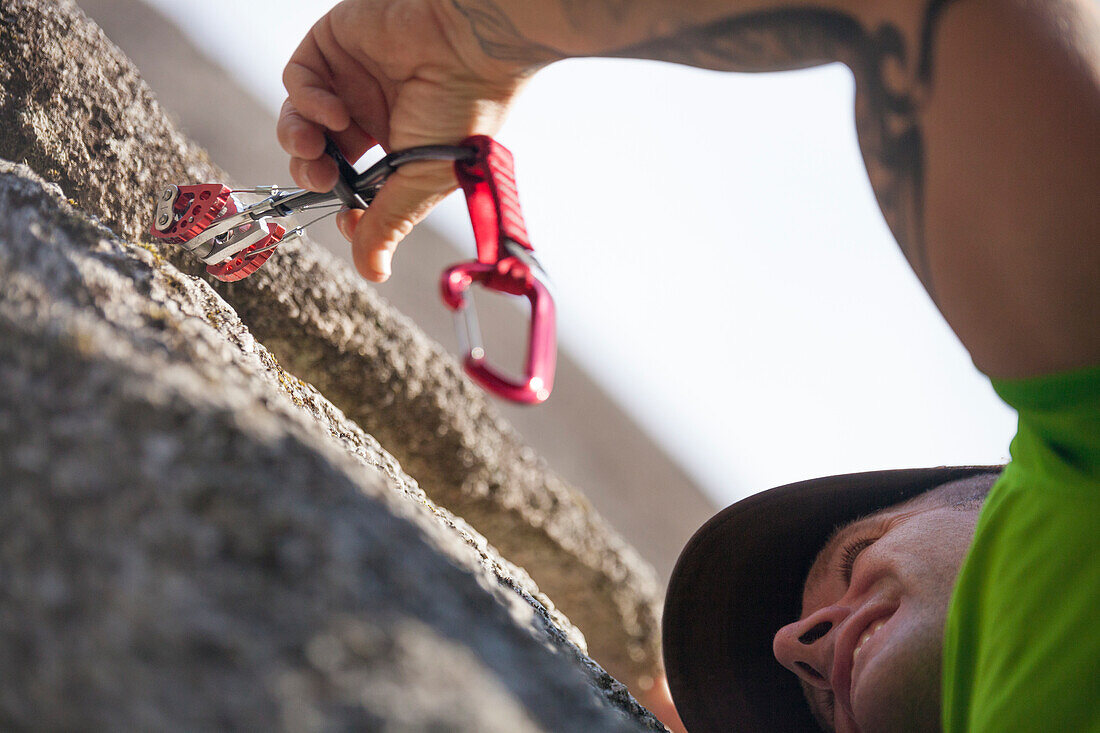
[0,160,666,731]
[0,0,662,689]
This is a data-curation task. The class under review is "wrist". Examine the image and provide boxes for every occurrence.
[432,0,565,78]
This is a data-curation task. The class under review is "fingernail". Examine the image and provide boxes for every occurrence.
[301,163,317,191]
[370,249,392,281]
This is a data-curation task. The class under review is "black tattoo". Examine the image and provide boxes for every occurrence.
[453,0,966,295]
[919,0,963,82]
[451,0,563,65]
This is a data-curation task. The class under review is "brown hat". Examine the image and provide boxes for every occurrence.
[662,466,1002,732]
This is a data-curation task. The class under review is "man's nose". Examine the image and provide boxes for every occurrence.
[772,605,849,688]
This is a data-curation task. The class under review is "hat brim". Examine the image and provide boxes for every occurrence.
[662,466,1002,732]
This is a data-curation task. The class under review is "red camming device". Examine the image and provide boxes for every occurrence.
[149,135,556,405]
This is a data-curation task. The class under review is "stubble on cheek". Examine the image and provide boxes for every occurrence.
[851,608,945,732]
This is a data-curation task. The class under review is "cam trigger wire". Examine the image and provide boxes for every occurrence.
[297,207,342,232]
[295,201,347,212]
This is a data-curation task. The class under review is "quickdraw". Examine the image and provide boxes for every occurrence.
[149,135,556,405]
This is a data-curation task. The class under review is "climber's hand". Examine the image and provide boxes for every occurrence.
[277,0,545,282]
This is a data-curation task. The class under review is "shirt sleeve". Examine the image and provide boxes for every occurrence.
[942,364,1100,732]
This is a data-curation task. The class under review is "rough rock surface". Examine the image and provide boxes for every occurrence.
[0,159,665,731]
[0,0,662,688]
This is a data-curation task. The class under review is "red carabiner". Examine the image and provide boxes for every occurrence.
[440,135,557,405]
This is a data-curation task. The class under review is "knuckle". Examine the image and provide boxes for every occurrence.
[375,209,417,241]
[282,60,310,91]
[281,63,299,92]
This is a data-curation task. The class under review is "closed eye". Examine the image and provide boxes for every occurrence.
[839,537,876,583]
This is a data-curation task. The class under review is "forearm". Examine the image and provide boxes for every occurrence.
[441,0,913,71]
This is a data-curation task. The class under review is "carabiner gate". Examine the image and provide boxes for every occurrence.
[441,248,556,404]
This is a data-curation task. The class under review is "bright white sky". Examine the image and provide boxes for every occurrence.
[148,0,1016,506]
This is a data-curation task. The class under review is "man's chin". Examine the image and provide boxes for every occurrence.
[850,667,941,733]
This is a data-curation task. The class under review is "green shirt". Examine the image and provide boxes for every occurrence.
[943,365,1100,731]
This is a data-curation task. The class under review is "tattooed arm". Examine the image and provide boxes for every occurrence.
[281,0,1100,377]
[450,0,943,282]
[444,0,1100,377]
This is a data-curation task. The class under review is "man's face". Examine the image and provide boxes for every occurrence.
[771,487,983,732]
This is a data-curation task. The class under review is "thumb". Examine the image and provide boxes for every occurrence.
[345,161,457,282]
